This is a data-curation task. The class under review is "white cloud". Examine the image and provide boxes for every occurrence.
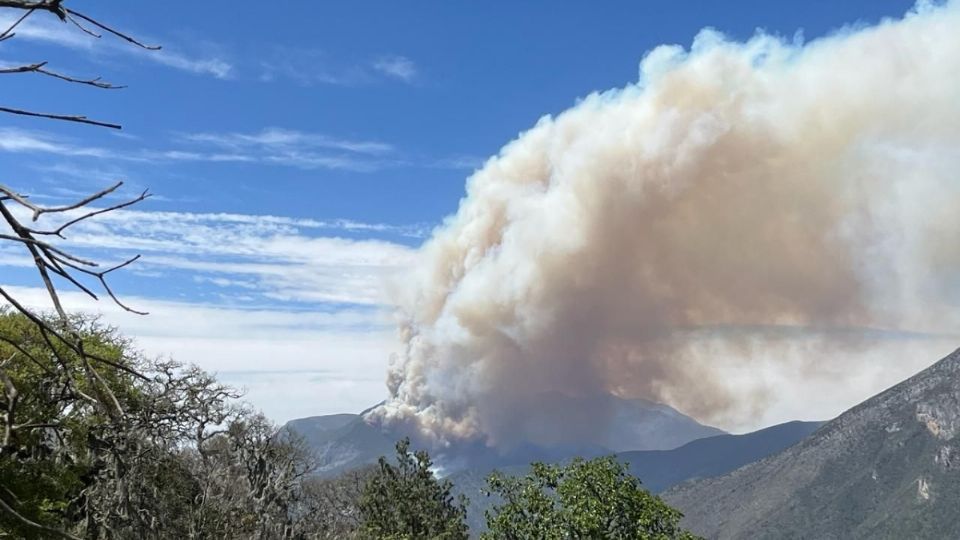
[260,47,420,86]
[258,48,370,87]
[0,127,412,172]
[1,125,484,173]
[373,55,417,82]
[150,51,233,79]
[1,204,421,306]
[0,12,233,79]
[0,203,416,422]
[0,286,397,422]
[183,127,394,155]
[0,127,111,157]
[179,127,397,171]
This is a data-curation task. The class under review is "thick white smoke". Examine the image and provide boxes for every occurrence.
[370,2,960,448]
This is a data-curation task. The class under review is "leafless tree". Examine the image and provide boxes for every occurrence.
[299,465,377,539]
[0,5,375,539]
[0,1,161,536]
[0,0,153,434]
[0,310,341,539]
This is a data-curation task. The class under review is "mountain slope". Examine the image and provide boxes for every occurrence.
[450,420,820,535]
[285,412,396,477]
[664,347,960,540]
[620,420,822,493]
[604,397,726,451]
[285,396,725,477]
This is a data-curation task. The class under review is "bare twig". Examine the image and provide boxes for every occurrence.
[0,5,33,41]
[65,12,99,37]
[0,1,160,132]
[0,62,124,89]
[34,188,151,236]
[65,8,160,50]
[0,1,66,19]
[0,286,149,381]
[0,106,121,129]
[0,181,122,221]
[0,2,176,535]
[0,352,19,451]
[0,494,82,540]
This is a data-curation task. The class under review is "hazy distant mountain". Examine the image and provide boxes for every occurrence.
[620,420,822,493]
[284,404,395,477]
[664,347,960,540]
[449,420,820,534]
[603,396,726,451]
[285,395,725,477]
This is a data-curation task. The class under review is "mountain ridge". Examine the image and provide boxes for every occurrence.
[664,346,960,539]
[285,395,726,477]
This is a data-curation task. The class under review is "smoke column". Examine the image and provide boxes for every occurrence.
[370,2,960,448]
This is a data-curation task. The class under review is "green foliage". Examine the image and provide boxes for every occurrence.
[358,438,469,540]
[0,311,320,539]
[483,456,701,540]
[0,311,132,538]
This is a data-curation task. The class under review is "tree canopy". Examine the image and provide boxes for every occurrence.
[483,456,701,540]
[358,437,470,540]
[0,311,329,539]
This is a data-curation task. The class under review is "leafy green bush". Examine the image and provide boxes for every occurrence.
[483,456,701,539]
[359,438,469,539]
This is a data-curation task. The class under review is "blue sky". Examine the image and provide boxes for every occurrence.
[0,0,920,422]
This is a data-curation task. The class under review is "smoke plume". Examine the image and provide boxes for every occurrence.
[370,2,960,448]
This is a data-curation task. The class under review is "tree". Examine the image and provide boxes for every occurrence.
[358,438,469,540]
[0,0,155,422]
[0,5,364,538]
[483,456,701,540]
[0,4,160,535]
[0,309,341,539]
[185,411,320,539]
[0,310,142,539]
[0,310,230,538]
[0,1,157,317]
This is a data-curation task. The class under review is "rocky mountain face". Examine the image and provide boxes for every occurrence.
[284,396,725,477]
[664,347,960,540]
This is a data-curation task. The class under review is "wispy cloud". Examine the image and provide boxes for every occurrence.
[1,204,424,306]
[0,13,233,79]
[182,128,394,155]
[260,46,420,86]
[0,127,388,172]
[149,51,232,79]
[0,127,111,157]
[1,286,397,421]
[259,50,369,86]
[0,203,414,420]
[179,127,396,171]
[428,154,486,171]
[373,55,417,82]
[1,127,481,173]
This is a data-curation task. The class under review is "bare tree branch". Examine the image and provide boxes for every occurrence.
[0,0,65,19]
[31,188,152,236]
[0,181,122,221]
[0,105,122,128]
[0,0,159,129]
[64,11,99,37]
[0,494,82,540]
[65,8,160,50]
[0,61,125,89]
[0,5,34,41]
